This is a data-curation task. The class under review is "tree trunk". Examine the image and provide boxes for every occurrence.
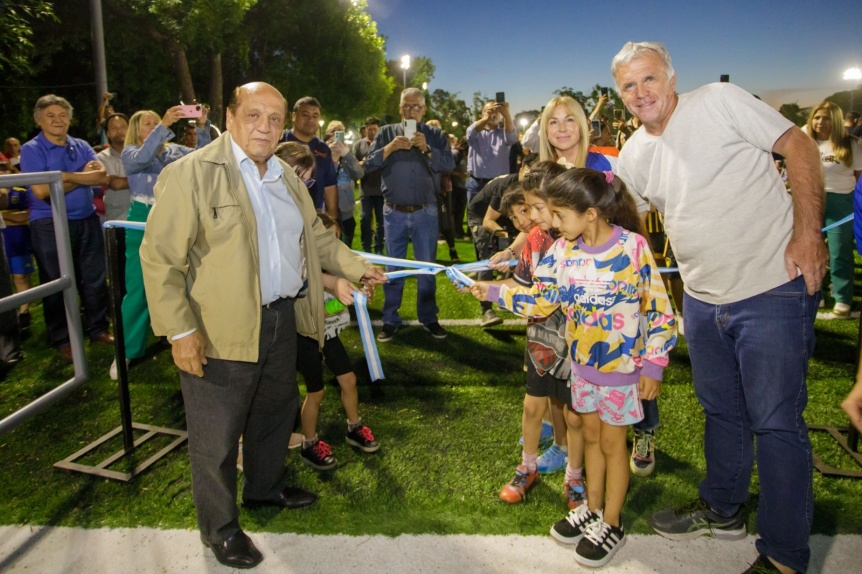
[168,38,196,104]
[209,51,223,130]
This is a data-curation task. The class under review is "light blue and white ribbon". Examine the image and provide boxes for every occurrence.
[352,289,384,381]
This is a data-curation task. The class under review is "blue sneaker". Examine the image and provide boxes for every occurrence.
[519,421,554,449]
[537,444,568,474]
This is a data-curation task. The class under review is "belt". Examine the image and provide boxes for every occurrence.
[262,296,294,309]
[385,201,428,213]
[469,176,492,184]
[131,194,155,206]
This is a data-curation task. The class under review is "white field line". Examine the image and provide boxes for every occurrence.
[0,526,859,574]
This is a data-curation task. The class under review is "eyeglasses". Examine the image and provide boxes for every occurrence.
[303,178,316,189]
[400,104,424,112]
[65,144,78,163]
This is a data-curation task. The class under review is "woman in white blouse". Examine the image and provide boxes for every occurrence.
[806,101,862,318]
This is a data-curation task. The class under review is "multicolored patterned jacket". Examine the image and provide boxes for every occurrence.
[489,225,676,387]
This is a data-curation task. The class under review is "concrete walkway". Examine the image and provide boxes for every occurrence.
[0,526,859,573]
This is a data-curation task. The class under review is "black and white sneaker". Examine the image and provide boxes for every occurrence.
[550,503,601,544]
[423,321,448,340]
[377,324,398,343]
[575,518,626,567]
[649,497,746,540]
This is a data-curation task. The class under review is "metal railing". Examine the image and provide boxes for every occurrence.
[0,170,88,435]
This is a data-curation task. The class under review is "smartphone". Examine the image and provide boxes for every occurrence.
[178,104,202,118]
[495,92,505,103]
[600,87,609,97]
[720,74,730,83]
[335,130,345,144]
[590,119,602,133]
[613,109,624,120]
[403,119,417,140]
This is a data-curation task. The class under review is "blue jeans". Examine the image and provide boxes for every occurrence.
[360,195,385,254]
[465,176,488,205]
[685,277,816,573]
[633,399,659,432]
[382,204,439,326]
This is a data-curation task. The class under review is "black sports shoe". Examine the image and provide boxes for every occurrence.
[742,554,781,573]
[550,503,602,544]
[300,439,338,471]
[575,519,626,568]
[18,311,31,334]
[423,321,447,339]
[377,324,398,343]
[649,497,746,540]
[346,425,380,453]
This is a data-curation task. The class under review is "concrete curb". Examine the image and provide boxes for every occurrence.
[1,526,859,573]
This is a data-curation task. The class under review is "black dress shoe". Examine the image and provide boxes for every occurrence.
[201,530,263,569]
[243,486,318,509]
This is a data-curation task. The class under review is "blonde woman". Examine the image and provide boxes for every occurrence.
[806,101,862,318]
[538,96,613,172]
[112,107,211,378]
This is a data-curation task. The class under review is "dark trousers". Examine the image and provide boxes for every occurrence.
[451,186,468,238]
[180,297,300,543]
[30,213,109,347]
[0,236,21,362]
[340,215,356,249]
[468,216,494,313]
[360,195,384,254]
[437,193,456,249]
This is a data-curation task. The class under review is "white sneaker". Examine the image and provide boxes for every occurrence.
[832,302,851,319]
[109,358,131,381]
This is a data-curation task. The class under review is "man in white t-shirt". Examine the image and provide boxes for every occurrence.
[613,42,826,574]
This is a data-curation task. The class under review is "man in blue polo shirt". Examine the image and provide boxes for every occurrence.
[280,96,338,222]
[20,94,113,362]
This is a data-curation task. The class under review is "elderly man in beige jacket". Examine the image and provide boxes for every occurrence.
[141,82,386,569]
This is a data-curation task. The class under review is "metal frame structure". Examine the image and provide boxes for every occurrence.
[809,310,862,478]
[0,171,186,481]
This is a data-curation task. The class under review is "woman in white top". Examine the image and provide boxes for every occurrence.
[806,101,862,317]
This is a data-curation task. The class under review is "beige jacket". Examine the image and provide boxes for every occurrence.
[140,132,369,362]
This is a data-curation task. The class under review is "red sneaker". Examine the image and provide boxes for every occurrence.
[499,465,539,503]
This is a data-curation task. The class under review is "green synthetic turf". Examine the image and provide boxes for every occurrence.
[1,238,861,536]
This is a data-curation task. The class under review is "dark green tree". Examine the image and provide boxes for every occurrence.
[426,89,471,137]
[0,0,57,75]
[245,0,393,130]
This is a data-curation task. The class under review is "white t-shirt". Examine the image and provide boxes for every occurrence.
[618,83,794,305]
[817,138,862,194]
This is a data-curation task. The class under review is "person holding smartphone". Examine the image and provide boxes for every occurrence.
[112,106,212,379]
[364,88,455,343]
[465,98,518,203]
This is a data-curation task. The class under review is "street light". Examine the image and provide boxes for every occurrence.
[319,119,325,138]
[519,118,528,131]
[422,82,428,91]
[845,67,862,112]
[400,55,411,88]
[451,121,458,128]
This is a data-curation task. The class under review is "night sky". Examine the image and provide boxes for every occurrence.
[366,0,862,113]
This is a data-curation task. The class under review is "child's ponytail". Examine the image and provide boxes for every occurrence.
[605,172,647,238]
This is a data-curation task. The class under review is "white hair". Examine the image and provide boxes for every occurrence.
[611,42,676,85]
[400,88,425,106]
